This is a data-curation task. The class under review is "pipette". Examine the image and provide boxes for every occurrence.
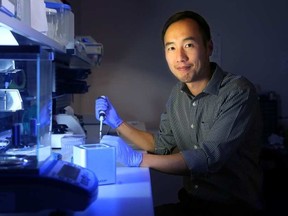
[99,110,106,141]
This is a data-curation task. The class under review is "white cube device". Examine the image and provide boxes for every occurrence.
[73,143,116,185]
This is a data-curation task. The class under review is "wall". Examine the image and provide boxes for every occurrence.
[69,0,288,130]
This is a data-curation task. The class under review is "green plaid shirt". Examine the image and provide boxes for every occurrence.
[154,63,263,209]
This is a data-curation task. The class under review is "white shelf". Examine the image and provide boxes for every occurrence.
[0,12,66,53]
[0,11,94,69]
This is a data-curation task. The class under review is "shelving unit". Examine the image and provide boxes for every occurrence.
[0,12,65,52]
[0,12,93,67]
[0,10,95,116]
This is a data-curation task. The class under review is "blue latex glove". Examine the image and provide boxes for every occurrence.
[95,96,123,129]
[100,135,143,167]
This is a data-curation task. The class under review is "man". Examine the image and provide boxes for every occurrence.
[96,10,263,216]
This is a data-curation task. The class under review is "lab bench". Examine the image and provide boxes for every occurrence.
[0,142,154,216]
[61,120,154,216]
[0,165,154,216]
[73,119,154,215]
[75,166,154,216]
[54,149,154,216]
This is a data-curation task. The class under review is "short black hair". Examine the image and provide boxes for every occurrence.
[161,11,211,45]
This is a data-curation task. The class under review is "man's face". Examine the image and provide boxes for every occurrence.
[164,18,213,84]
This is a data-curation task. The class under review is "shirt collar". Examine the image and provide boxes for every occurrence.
[203,62,226,95]
[180,62,226,96]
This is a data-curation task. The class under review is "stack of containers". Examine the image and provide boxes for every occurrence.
[46,7,57,40]
[0,0,16,17]
[15,0,31,27]
[45,1,74,49]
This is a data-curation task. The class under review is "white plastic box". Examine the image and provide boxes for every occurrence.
[45,1,74,49]
[0,0,15,17]
[73,144,116,185]
[14,0,31,26]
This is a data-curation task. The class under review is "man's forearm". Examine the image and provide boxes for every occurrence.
[141,152,190,175]
[116,121,155,152]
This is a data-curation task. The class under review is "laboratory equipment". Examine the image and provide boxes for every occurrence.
[54,113,86,135]
[73,143,116,185]
[97,95,106,141]
[0,88,23,111]
[0,45,98,213]
[60,134,85,162]
[45,1,75,49]
[0,46,52,160]
[99,110,105,141]
[0,0,15,17]
[51,113,86,149]
[0,59,24,112]
[75,36,103,66]
[0,153,98,213]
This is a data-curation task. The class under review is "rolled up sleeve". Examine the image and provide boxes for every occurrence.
[181,149,208,174]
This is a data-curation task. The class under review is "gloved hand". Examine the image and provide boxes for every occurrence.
[100,135,143,167]
[95,96,123,129]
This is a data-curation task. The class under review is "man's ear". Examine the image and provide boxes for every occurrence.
[208,40,213,57]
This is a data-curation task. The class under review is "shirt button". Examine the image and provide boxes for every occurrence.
[191,124,194,129]
[194,145,198,149]
[192,102,197,106]
[194,185,199,189]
